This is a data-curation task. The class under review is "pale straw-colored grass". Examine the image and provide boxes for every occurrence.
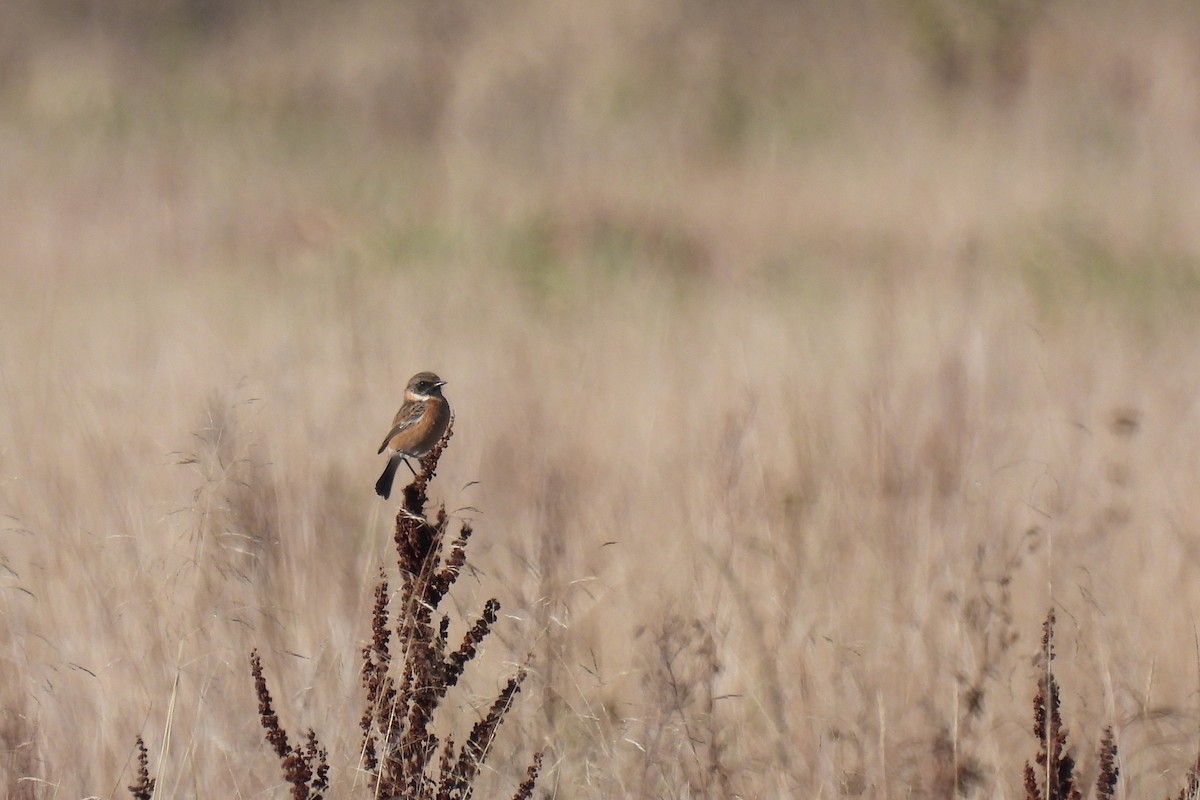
[4,2,1200,797]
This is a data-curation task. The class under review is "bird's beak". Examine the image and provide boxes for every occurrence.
[435,381,448,388]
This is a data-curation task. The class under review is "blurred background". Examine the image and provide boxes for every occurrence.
[5,0,1200,796]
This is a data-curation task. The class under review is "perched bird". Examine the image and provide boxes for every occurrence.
[375,371,451,499]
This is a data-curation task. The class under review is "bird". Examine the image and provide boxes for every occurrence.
[375,371,451,499]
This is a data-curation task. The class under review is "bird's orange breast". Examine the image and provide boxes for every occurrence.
[387,397,451,456]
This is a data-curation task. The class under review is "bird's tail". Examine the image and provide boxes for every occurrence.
[375,456,401,499]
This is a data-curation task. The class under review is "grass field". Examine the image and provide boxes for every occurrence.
[6,1,1200,797]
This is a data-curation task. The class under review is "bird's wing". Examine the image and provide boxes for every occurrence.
[377,400,428,453]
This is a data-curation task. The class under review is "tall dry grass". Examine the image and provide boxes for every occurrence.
[5,1,1200,796]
